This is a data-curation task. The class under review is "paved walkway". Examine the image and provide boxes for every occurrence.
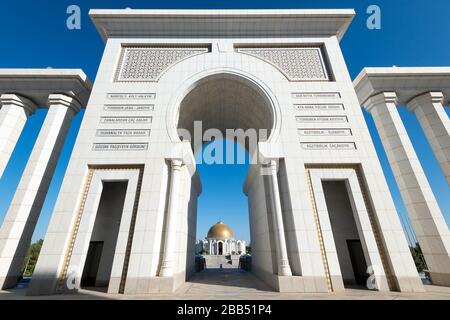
[1,269,450,300]
[175,268,274,298]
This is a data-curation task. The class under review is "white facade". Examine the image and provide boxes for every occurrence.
[196,239,246,256]
[196,221,246,256]
[0,9,448,296]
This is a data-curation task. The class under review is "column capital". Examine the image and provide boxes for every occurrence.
[407,91,444,113]
[48,93,82,113]
[0,93,37,116]
[261,158,279,168]
[170,159,183,170]
[260,158,279,176]
[266,159,278,169]
[166,141,196,177]
[364,92,398,113]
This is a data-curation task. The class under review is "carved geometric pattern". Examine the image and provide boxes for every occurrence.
[117,47,209,82]
[237,47,329,81]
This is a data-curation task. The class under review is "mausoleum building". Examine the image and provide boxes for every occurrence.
[196,221,246,255]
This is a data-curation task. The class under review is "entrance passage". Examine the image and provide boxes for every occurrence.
[322,181,369,287]
[80,181,128,290]
[181,268,273,295]
[175,72,279,291]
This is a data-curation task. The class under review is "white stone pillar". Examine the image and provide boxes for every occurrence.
[0,94,81,289]
[159,159,182,277]
[0,94,37,178]
[265,160,292,276]
[408,92,450,185]
[365,92,450,286]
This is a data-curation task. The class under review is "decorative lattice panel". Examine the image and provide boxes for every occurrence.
[116,46,209,81]
[237,47,330,81]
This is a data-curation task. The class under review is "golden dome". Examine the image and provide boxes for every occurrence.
[207,221,233,239]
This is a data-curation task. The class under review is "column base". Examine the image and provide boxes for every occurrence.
[26,277,59,296]
[430,272,450,287]
[276,275,329,292]
[395,276,425,292]
[159,265,174,278]
[252,265,328,292]
[0,275,21,290]
[122,271,186,294]
[278,264,292,277]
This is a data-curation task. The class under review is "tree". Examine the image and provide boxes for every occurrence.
[23,239,43,277]
[245,246,251,254]
[410,242,427,273]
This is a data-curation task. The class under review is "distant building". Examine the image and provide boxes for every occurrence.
[196,221,246,255]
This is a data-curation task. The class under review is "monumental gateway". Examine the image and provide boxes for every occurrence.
[0,9,448,296]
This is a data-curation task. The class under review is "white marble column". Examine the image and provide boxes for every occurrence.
[265,160,292,276]
[159,159,183,277]
[0,94,37,179]
[408,92,450,185]
[0,93,81,289]
[365,92,450,286]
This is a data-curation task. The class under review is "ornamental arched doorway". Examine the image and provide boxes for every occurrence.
[174,72,283,286]
[218,242,223,256]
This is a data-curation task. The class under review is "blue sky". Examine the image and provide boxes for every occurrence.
[0,0,449,244]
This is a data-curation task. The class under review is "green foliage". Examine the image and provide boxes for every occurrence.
[410,242,427,273]
[245,246,251,254]
[22,239,43,277]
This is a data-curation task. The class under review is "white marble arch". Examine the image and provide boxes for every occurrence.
[308,168,389,292]
[23,9,428,296]
[55,167,141,294]
[164,67,283,150]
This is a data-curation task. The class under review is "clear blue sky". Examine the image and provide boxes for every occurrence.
[0,0,449,245]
